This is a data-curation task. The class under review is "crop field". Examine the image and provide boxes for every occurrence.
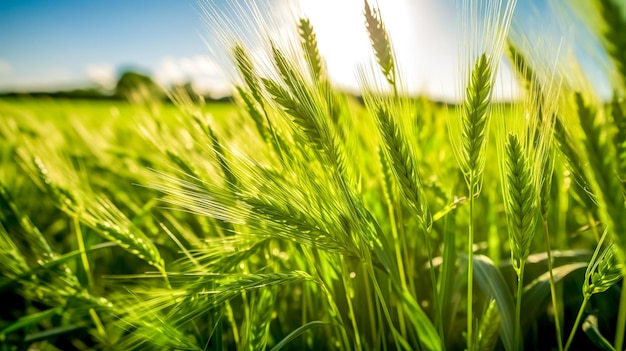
[1,0,626,350]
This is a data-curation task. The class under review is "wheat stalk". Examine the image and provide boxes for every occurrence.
[453,50,495,351]
[565,234,624,351]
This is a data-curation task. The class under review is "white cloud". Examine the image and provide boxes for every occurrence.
[153,55,230,97]
[85,64,117,89]
[0,68,80,92]
[0,60,11,75]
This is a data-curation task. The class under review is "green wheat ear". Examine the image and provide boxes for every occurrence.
[299,18,322,80]
[31,156,165,271]
[233,44,263,105]
[585,242,624,297]
[507,42,538,94]
[476,299,501,351]
[375,105,431,228]
[262,77,324,152]
[504,133,537,264]
[242,288,276,351]
[566,232,624,351]
[461,53,492,193]
[364,0,395,87]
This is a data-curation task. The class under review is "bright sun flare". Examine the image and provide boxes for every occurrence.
[297,0,518,101]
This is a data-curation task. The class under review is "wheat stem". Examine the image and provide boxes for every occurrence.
[73,217,93,291]
[514,260,526,351]
[366,264,402,351]
[615,279,626,350]
[361,265,380,347]
[88,308,107,340]
[387,186,408,337]
[467,180,476,351]
[342,263,363,350]
[458,53,493,351]
[564,296,588,351]
[542,219,564,351]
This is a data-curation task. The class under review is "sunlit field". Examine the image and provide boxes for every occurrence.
[1,0,626,350]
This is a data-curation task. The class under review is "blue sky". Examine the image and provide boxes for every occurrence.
[0,0,613,99]
[0,0,212,91]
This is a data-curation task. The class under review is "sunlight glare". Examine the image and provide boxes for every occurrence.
[297,0,517,100]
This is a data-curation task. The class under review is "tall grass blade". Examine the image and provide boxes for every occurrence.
[582,315,616,351]
[270,321,335,351]
[471,255,515,351]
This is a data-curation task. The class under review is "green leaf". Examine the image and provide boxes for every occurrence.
[0,242,116,290]
[471,255,515,351]
[0,307,63,335]
[25,324,85,343]
[399,289,443,351]
[437,201,458,345]
[582,314,615,351]
[270,321,334,351]
[522,262,588,329]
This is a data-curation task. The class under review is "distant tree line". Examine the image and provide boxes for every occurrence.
[0,70,455,106]
[0,71,233,103]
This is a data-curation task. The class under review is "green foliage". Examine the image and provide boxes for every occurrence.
[115,70,163,103]
[594,0,626,88]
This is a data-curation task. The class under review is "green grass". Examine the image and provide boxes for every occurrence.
[2,0,626,350]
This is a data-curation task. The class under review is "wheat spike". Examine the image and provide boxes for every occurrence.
[364,0,395,87]
[375,105,431,228]
[262,77,324,152]
[476,299,501,351]
[233,44,264,105]
[32,156,165,269]
[461,53,492,192]
[584,242,623,297]
[299,18,322,80]
[243,288,276,351]
[504,133,538,263]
